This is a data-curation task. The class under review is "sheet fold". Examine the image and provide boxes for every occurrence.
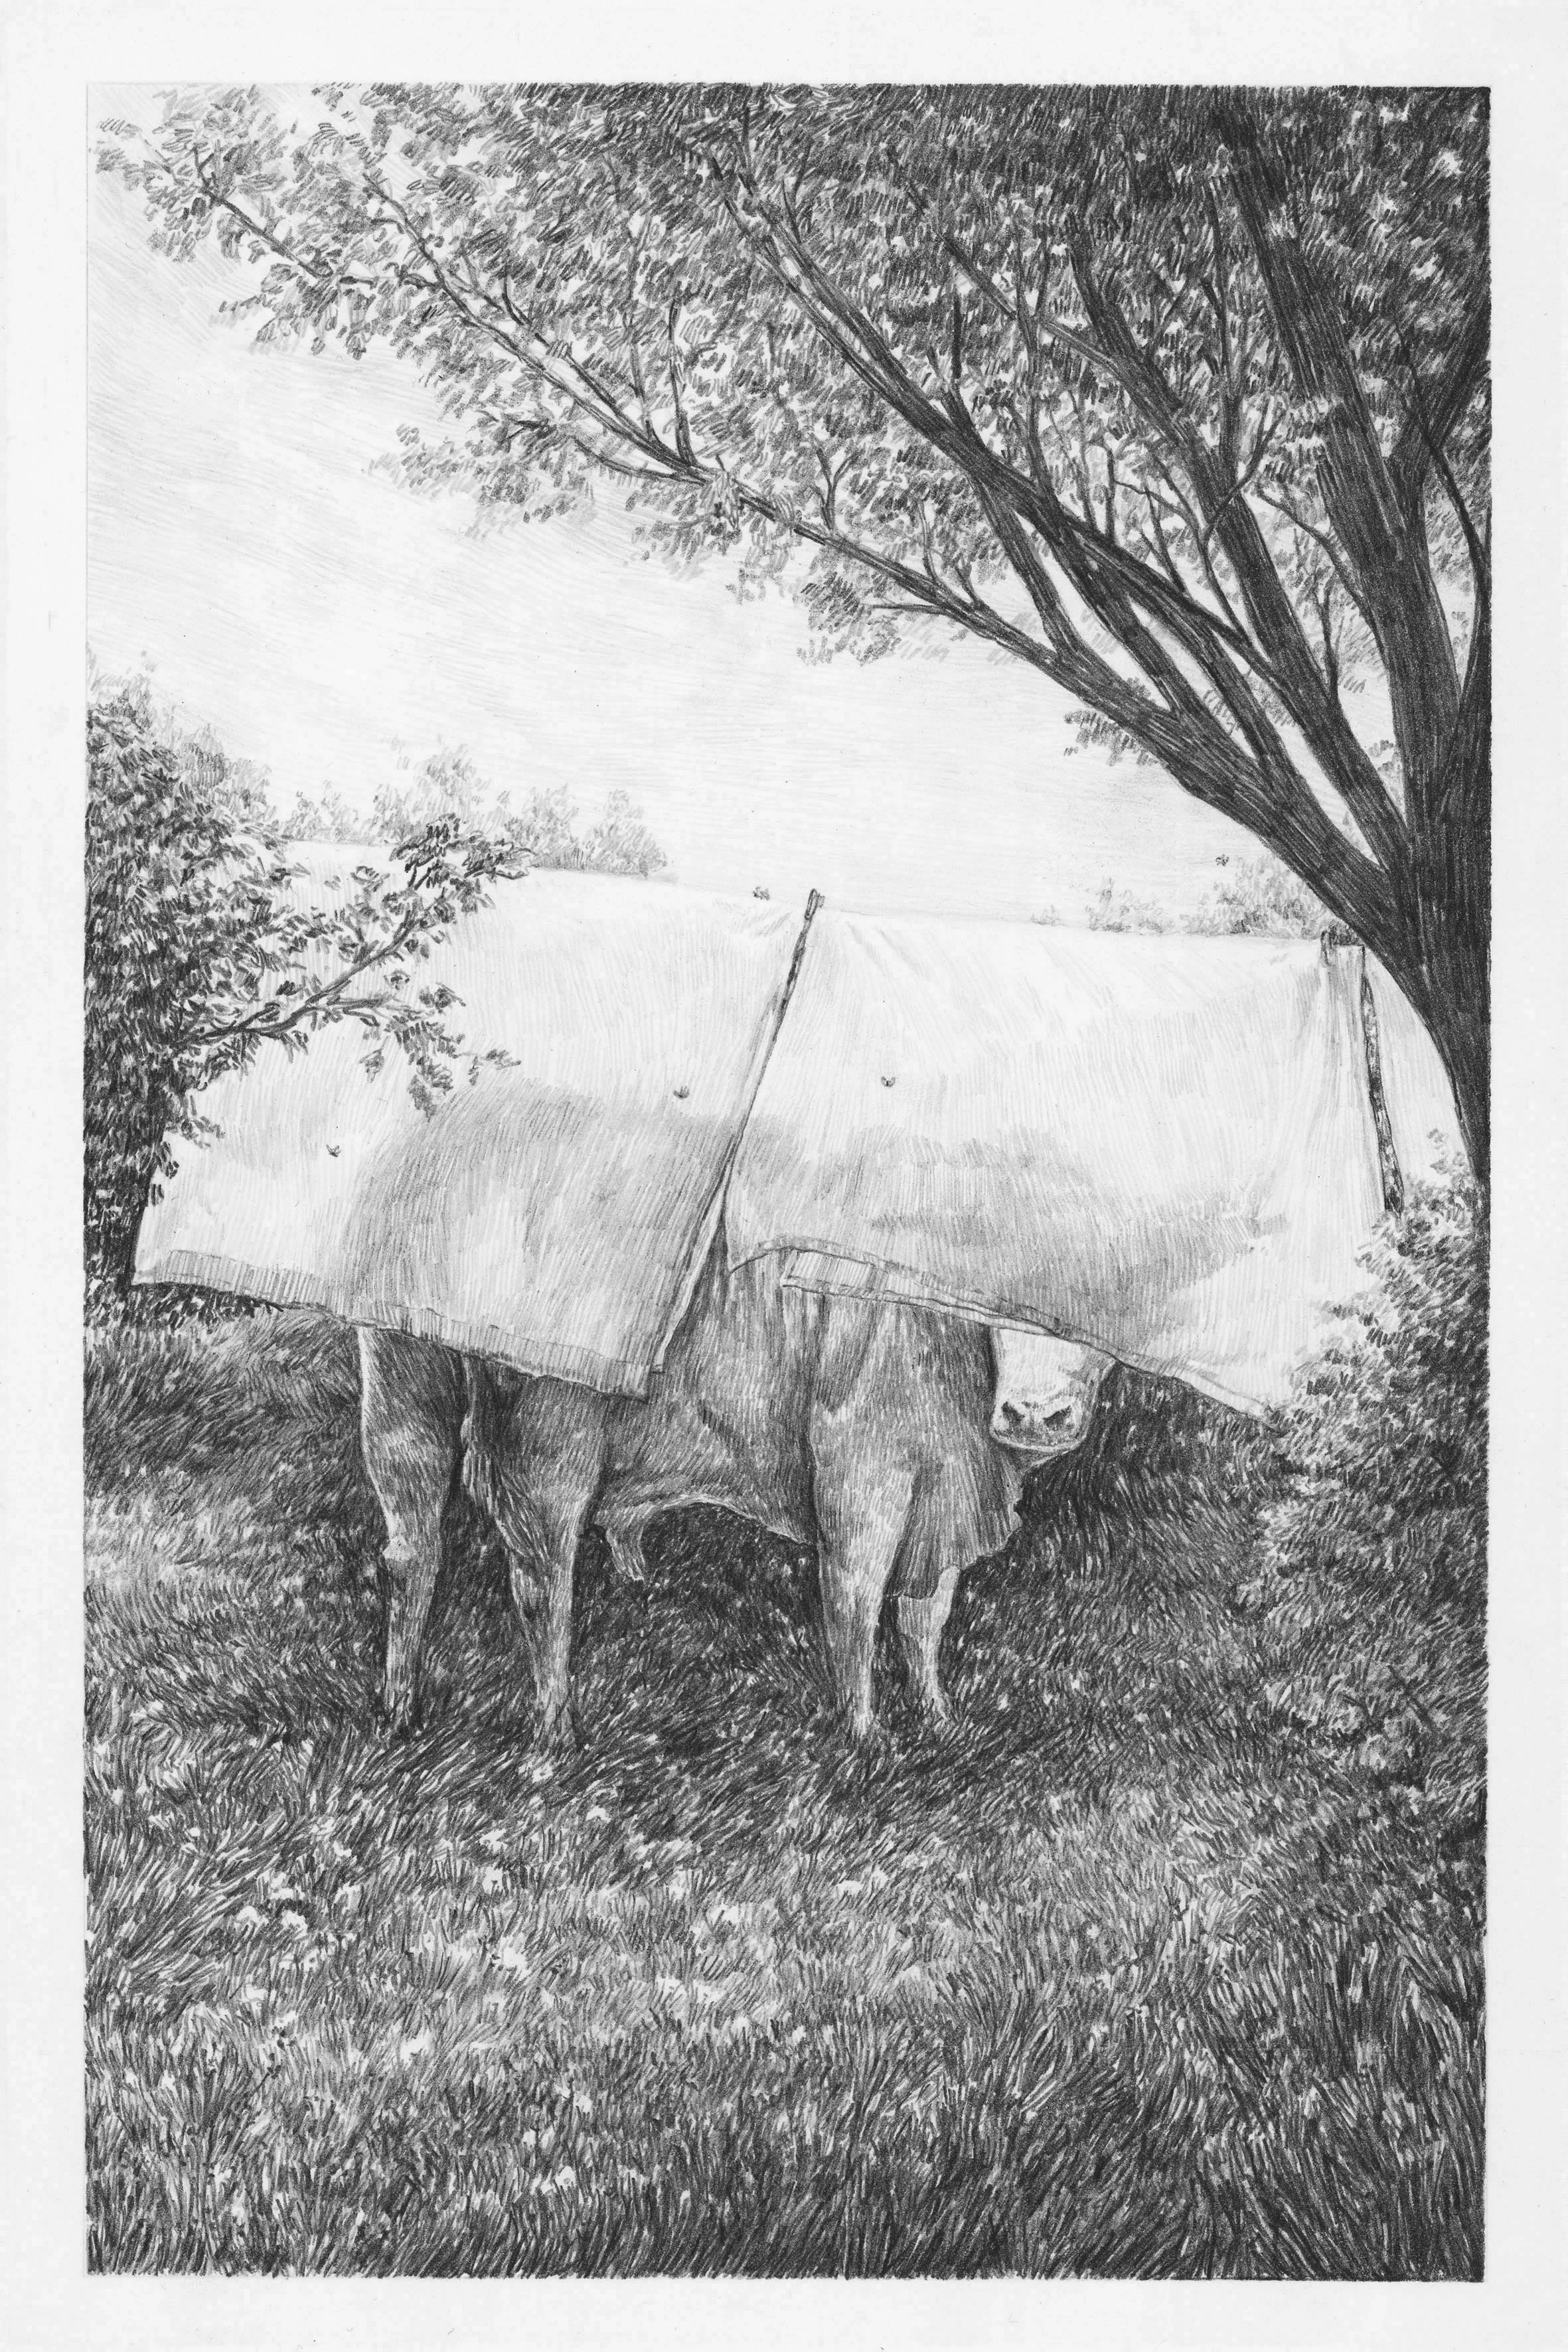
[727,910,1459,1413]
[135,854,803,1395]
[136,860,1462,1412]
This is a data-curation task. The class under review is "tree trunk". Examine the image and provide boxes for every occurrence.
[1386,732,1491,1209]
[1371,926,1488,1210]
[1424,974,1490,1208]
[1415,620,1491,1208]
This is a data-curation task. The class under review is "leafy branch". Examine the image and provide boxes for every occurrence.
[187,816,526,1113]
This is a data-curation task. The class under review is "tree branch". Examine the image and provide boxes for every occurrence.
[1255,490,1377,636]
[370,178,681,476]
[709,149,1406,930]
[1069,222,1409,877]
[1214,94,1459,830]
[189,914,427,1048]
[742,170,1302,700]
[1389,290,1490,520]
[1398,338,1491,619]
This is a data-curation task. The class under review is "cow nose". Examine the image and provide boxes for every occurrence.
[992,1395,1085,1449]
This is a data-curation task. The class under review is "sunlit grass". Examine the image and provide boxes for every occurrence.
[85,1304,1484,2276]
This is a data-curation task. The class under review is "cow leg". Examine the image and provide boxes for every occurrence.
[814,1464,913,1741]
[601,1518,647,1586]
[358,1326,464,1734]
[477,1385,610,1748]
[896,1565,961,1723]
[503,1492,596,1748]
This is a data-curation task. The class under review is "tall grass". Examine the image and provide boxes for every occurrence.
[84,1181,1484,2276]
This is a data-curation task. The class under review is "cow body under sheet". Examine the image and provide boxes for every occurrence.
[136,862,1461,1416]
[136,858,804,1394]
[135,860,1461,1742]
[730,907,1454,1413]
[362,1242,1107,1739]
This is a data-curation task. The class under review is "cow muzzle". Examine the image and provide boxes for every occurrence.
[988,1329,1110,1457]
[989,1389,1091,1454]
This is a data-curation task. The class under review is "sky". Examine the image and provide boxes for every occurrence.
[89,87,1262,927]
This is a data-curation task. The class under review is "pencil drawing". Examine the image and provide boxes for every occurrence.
[87,84,1488,2277]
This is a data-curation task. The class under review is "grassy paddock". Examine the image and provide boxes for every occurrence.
[84,1240,1484,2277]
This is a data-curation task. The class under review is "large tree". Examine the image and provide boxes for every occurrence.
[108,84,1490,1185]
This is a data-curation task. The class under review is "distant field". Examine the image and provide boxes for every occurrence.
[84,1303,1484,2278]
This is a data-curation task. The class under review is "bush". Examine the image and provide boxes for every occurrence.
[1243,1166,1486,1844]
[85,682,291,1300]
[1191,854,1326,939]
[363,751,666,879]
[86,676,528,1307]
[1034,853,1324,940]
[1081,877,1172,933]
[278,784,364,843]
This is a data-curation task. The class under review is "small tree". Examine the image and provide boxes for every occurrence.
[86,679,522,1300]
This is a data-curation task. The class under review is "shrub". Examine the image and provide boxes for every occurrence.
[364,750,666,878]
[1082,877,1172,933]
[278,784,364,842]
[86,678,524,1305]
[85,682,291,1300]
[1243,1166,1486,1842]
[1032,851,1326,941]
[575,787,668,879]
[1191,854,1326,939]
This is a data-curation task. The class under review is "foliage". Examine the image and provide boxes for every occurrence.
[279,782,364,842]
[575,791,668,880]
[82,1208,1484,2274]
[261,747,668,879]
[87,680,287,1299]
[172,726,276,832]
[1033,852,1322,937]
[89,657,283,831]
[103,84,1491,1179]
[367,746,502,846]
[1243,1166,1486,1843]
[1081,878,1170,933]
[86,678,522,1298]
[1190,851,1326,937]
[366,747,666,877]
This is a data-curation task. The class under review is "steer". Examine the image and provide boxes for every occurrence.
[358,1237,1109,1744]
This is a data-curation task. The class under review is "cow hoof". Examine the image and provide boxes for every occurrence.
[384,1697,418,1740]
[534,1701,578,1754]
